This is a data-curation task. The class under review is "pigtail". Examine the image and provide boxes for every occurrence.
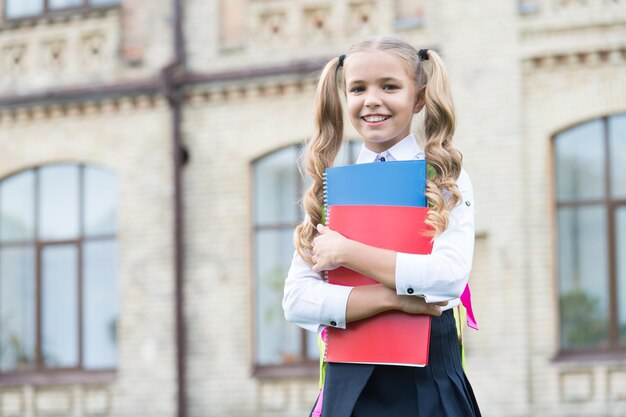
[420,49,463,237]
[294,57,344,265]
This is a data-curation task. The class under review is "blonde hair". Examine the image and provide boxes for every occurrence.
[294,36,463,264]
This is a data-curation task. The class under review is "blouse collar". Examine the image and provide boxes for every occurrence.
[355,133,425,164]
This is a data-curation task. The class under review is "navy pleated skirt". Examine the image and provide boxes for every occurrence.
[317,309,481,417]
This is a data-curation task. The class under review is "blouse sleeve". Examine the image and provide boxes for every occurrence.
[395,168,476,302]
[282,251,354,333]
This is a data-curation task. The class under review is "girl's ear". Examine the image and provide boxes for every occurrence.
[413,85,427,113]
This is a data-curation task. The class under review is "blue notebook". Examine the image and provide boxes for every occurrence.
[324,160,427,207]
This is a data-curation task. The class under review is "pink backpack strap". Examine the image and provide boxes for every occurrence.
[311,387,324,417]
[460,284,478,330]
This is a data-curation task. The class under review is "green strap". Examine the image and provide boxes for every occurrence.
[453,305,468,369]
[426,163,436,180]
[318,332,327,389]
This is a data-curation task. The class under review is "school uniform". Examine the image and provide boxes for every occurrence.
[283,133,481,416]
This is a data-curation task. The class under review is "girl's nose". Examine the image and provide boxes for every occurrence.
[364,90,382,108]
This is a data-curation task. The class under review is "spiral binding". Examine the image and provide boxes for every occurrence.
[323,171,329,223]
[322,171,330,283]
[322,170,331,363]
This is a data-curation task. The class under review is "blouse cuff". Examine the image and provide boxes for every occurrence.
[395,252,449,303]
[319,284,353,329]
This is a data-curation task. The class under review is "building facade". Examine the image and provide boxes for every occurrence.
[0,0,624,416]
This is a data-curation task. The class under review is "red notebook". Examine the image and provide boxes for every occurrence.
[325,205,433,366]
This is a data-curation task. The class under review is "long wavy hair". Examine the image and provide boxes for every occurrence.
[294,36,463,265]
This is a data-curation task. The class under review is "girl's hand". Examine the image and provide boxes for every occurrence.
[397,296,448,317]
[311,224,349,273]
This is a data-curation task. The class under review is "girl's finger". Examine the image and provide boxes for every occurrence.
[429,305,443,316]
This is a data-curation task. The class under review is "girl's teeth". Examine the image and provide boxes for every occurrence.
[364,116,388,122]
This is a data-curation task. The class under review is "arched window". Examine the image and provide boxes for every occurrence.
[252,141,360,375]
[0,164,118,374]
[555,113,626,354]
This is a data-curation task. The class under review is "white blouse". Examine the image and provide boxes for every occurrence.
[282,134,476,333]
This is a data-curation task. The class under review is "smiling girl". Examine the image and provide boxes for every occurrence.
[283,36,481,417]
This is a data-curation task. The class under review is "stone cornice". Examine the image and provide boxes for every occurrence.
[0,58,326,121]
[522,47,626,72]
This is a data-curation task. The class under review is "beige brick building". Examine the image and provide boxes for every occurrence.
[0,0,624,416]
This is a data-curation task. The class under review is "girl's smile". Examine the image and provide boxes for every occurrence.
[344,50,424,154]
[361,113,392,125]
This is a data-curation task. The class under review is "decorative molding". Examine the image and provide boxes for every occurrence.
[0,384,114,417]
[257,380,290,411]
[1,43,26,75]
[258,9,288,45]
[81,31,107,68]
[607,368,626,401]
[518,0,626,40]
[523,47,626,72]
[0,76,315,120]
[82,385,112,416]
[227,0,406,53]
[559,370,595,403]
[0,387,26,417]
[297,380,321,410]
[0,9,120,92]
[348,1,377,36]
[183,77,315,107]
[32,385,74,417]
[41,38,66,72]
[303,6,331,43]
[0,56,329,118]
[0,94,164,126]
[0,6,119,32]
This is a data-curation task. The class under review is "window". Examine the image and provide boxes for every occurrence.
[252,141,360,374]
[394,0,425,29]
[518,0,540,15]
[4,0,120,20]
[0,164,118,374]
[555,114,626,353]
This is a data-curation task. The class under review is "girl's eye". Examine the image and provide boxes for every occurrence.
[383,84,399,91]
[349,86,365,93]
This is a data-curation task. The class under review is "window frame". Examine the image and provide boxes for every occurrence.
[553,114,626,361]
[251,141,361,378]
[2,0,120,21]
[251,143,317,378]
[0,164,118,385]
